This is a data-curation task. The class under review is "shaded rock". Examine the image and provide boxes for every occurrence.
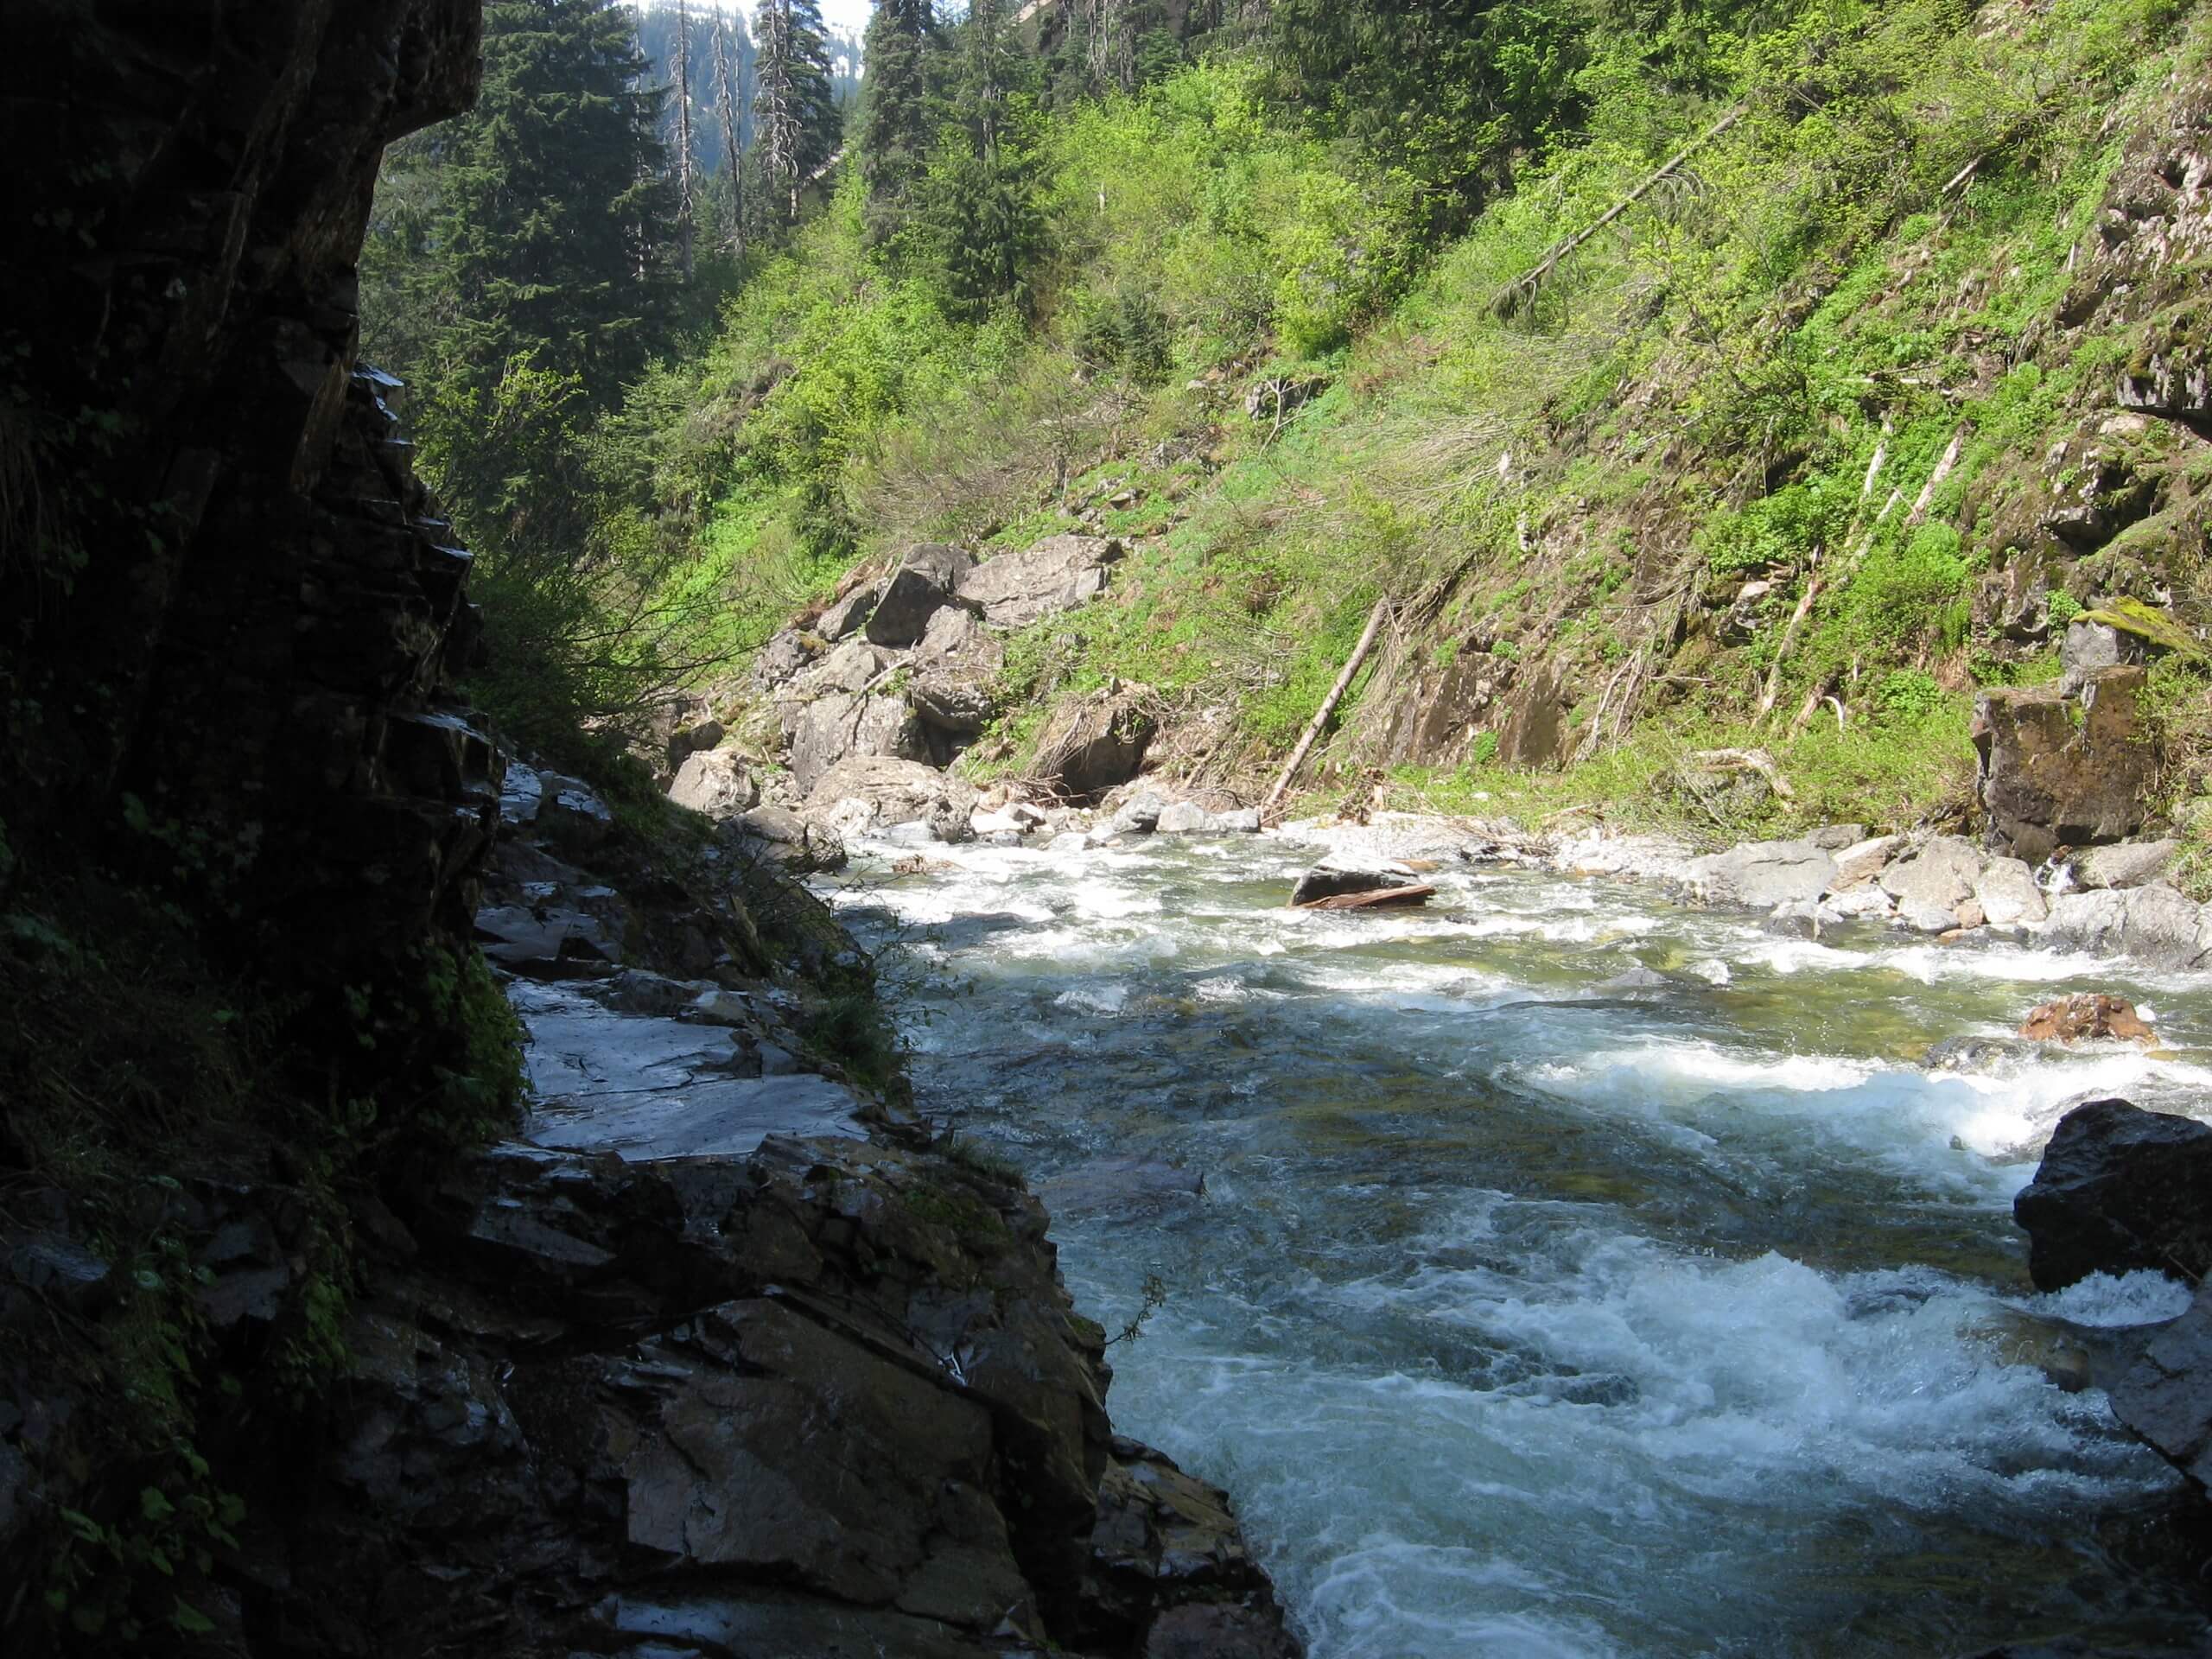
[807,755,978,844]
[1036,690,1157,800]
[1831,834,1901,888]
[667,749,759,818]
[1974,856,2047,927]
[958,535,1123,629]
[2072,837,2179,890]
[537,772,615,853]
[1974,665,2153,862]
[910,671,995,741]
[1497,661,1571,769]
[1879,837,1983,931]
[1688,839,1837,908]
[499,760,544,829]
[866,543,972,648]
[1288,867,1402,906]
[816,582,879,642]
[2019,993,2154,1044]
[2109,1280,2212,1491]
[734,804,848,874]
[474,905,620,978]
[2013,1097,2212,1290]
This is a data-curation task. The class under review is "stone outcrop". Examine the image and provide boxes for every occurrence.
[867,543,974,647]
[1973,665,2153,862]
[958,534,1124,628]
[2013,1098,2212,1291]
[1035,688,1160,799]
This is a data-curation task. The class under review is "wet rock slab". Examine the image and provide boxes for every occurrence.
[511,979,865,1159]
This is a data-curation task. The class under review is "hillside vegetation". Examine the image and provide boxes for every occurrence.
[372,0,2212,859]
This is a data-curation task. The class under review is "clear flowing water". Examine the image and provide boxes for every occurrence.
[825,828,2212,1657]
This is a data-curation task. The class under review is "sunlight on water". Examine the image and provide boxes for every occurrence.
[827,830,2212,1656]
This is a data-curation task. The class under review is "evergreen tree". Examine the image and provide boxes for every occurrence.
[857,0,937,248]
[754,0,841,227]
[432,0,677,405]
[930,0,1039,315]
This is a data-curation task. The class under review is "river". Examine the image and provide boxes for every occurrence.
[826,821,2212,1658]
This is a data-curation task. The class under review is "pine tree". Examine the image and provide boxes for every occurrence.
[754,0,840,228]
[857,0,936,248]
[432,0,678,405]
[931,0,1039,316]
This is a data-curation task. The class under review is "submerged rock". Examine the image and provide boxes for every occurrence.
[2013,1098,2212,1291]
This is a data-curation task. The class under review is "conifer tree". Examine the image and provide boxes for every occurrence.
[857,0,936,248]
[754,0,840,227]
[431,0,677,405]
[932,0,1039,315]
[712,17,747,258]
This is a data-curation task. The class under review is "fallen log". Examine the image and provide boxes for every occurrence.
[1294,884,1436,912]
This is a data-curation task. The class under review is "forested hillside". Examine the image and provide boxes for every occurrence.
[363,0,2211,867]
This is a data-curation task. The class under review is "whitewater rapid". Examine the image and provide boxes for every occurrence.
[826,829,2212,1656]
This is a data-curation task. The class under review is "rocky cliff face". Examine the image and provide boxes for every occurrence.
[1,0,493,968]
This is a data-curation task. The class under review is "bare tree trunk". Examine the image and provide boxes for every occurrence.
[713,19,745,259]
[673,0,694,282]
[1263,599,1391,821]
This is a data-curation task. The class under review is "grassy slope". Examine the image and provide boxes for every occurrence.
[655,0,2209,857]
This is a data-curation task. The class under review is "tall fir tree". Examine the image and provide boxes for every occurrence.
[857,0,937,248]
[432,0,678,405]
[753,0,841,227]
[932,0,1039,315]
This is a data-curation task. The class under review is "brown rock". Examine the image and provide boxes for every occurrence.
[1973,665,2153,862]
[2018,992,2154,1044]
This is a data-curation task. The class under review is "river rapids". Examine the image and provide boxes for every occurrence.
[825,822,2212,1658]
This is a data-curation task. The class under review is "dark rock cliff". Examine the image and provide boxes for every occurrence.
[1,0,493,968]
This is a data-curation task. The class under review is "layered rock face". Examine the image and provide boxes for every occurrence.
[0,0,493,966]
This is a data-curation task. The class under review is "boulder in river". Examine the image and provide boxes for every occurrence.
[2071,837,2179,891]
[2012,1097,2212,1291]
[1974,856,2046,927]
[2107,1280,2212,1491]
[806,753,978,844]
[1878,836,1982,931]
[2039,882,2210,969]
[1289,866,1404,906]
[1688,838,1837,908]
[2018,993,2153,1044]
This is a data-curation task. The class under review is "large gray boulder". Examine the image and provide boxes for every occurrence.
[957,534,1122,628]
[1878,836,1983,931]
[668,748,760,818]
[786,692,927,796]
[1687,839,1836,908]
[866,543,972,647]
[2072,838,2178,891]
[1974,856,2047,927]
[2040,883,2210,969]
[805,754,978,843]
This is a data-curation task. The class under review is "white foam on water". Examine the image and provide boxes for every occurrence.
[2025,1269,2196,1327]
